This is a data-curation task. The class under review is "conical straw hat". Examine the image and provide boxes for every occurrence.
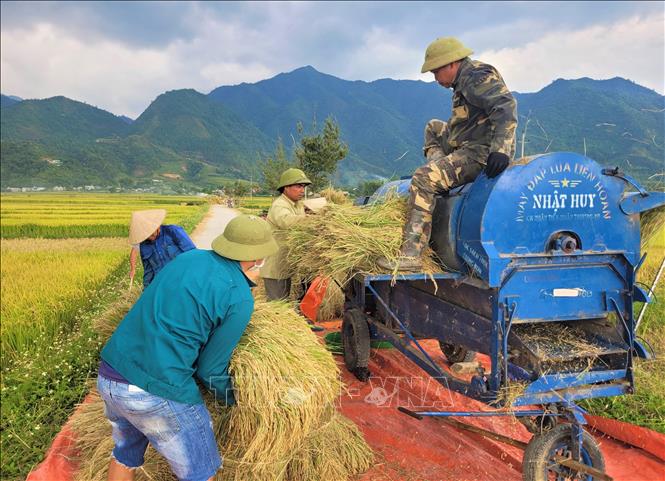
[128,209,167,244]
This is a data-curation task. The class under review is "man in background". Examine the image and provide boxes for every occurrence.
[260,168,312,301]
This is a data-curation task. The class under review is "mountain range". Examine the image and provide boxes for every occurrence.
[1,66,663,189]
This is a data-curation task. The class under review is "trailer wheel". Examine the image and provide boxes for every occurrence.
[439,342,476,363]
[342,309,371,382]
[522,424,605,481]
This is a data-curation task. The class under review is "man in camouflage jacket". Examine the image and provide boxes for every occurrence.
[378,37,517,271]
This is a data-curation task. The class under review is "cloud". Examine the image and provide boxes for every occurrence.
[1,2,663,118]
[1,23,176,117]
[343,27,424,80]
[0,10,285,117]
[476,12,665,94]
[0,1,201,48]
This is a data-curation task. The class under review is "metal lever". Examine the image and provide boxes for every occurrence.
[602,167,649,196]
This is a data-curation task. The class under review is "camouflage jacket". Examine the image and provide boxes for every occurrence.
[259,193,305,280]
[446,58,517,158]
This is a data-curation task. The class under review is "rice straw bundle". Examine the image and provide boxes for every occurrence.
[316,278,345,322]
[221,300,343,479]
[285,411,376,481]
[72,299,373,481]
[319,187,350,205]
[281,197,440,285]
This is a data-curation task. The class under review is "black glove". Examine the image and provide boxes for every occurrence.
[485,152,510,178]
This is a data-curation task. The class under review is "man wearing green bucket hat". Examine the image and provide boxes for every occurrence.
[378,37,517,272]
[260,167,312,301]
[97,215,277,481]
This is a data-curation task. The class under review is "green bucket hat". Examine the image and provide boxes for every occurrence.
[277,168,312,190]
[211,215,278,261]
[421,37,473,73]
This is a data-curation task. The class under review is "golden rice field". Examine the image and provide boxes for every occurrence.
[1,193,209,479]
[0,193,209,364]
[1,193,209,238]
[582,224,665,431]
[1,238,128,365]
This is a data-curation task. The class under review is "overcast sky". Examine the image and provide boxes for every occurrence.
[1,1,663,118]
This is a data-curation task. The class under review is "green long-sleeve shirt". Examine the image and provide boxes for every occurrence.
[101,249,254,405]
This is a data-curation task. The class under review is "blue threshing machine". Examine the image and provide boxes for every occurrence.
[342,152,664,481]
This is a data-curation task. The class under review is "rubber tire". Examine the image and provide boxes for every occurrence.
[439,341,476,363]
[522,424,605,481]
[342,309,371,381]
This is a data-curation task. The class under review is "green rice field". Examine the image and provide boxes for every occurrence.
[235,195,273,215]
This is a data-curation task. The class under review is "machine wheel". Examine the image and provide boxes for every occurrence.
[522,424,605,481]
[439,341,476,363]
[342,309,371,381]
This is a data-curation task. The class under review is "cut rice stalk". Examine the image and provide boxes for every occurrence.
[281,198,440,286]
[73,299,373,481]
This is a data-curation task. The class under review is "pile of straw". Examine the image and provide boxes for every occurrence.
[72,300,373,481]
[318,187,350,205]
[515,323,604,359]
[281,198,440,285]
[491,381,529,408]
[280,198,440,321]
[316,279,345,321]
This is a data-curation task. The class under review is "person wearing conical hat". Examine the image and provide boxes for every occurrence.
[128,209,196,289]
[377,37,517,272]
[98,215,278,481]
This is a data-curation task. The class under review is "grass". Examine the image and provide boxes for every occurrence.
[0,270,140,480]
[580,223,665,432]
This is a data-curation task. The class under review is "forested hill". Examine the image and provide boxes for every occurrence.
[1,67,663,188]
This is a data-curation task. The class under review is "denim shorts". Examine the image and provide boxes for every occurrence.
[97,375,221,481]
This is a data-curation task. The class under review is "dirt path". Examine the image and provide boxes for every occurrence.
[190,204,239,249]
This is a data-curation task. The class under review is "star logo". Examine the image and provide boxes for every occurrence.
[561,178,570,188]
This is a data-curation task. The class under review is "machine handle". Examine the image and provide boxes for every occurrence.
[398,406,424,420]
[603,167,665,215]
[602,167,648,196]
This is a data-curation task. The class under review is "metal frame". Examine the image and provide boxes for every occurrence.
[346,268,635,474]
[352,273,633,407]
